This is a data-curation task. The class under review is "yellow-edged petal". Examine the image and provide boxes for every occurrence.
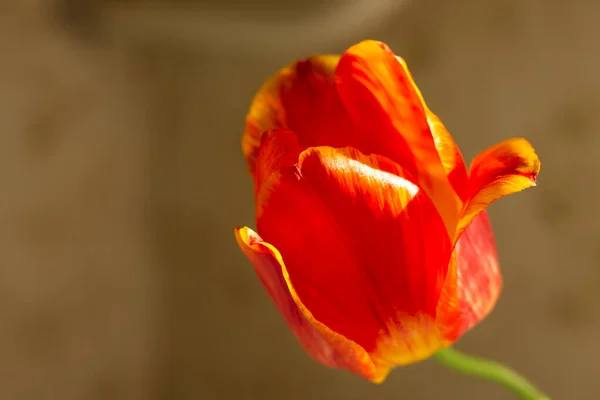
[335,40,461,231]
[395,56,469,203]
[235,226,388,382]
[457,138,540,238]
[242,55,345,175]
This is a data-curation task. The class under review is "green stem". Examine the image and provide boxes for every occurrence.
[434,347,549,400]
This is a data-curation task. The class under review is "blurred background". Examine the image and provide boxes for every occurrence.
[1,0,598,399]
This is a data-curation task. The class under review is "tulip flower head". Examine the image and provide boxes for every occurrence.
[235,40,540,383]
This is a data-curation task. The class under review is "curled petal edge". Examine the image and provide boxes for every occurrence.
[457,138,541,239]
[235,226,391,383]
[438,139,539,340]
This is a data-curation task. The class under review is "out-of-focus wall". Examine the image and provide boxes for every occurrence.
[0,2,158,399]
[1,1,599,399]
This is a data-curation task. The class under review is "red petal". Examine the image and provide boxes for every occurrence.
[436,211,502,340]
[235,227,386,382]
[335,40,461,231]
[393,56,469,202]
[243,55,357,174]
[253,129,303,194]
[256,146,451,365]
[437,139,539,339]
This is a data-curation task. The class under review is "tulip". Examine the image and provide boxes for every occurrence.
[234,40,540,383]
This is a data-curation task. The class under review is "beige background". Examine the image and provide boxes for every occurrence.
[0,0,598,399]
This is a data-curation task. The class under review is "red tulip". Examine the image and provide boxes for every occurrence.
[234,40,540,382]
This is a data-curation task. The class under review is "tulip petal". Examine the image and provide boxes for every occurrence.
[256,146,450,367]
[235,226,386,382]
[457,138,541,237]
[335,40,461,230]
[427,111,470,202]
[394,56,469,202]
[253,128,303,193]
[243,55,358,174]
[436,211,501,341]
